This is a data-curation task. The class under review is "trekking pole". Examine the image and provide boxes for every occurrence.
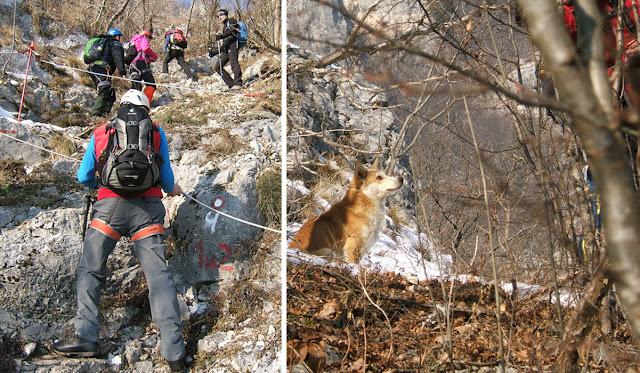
[80,191,97,241]
[218,40,223,82]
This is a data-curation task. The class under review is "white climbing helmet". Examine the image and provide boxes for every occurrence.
[120,89,150,110]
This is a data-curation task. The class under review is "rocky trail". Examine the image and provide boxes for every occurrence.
[0,33,283,372]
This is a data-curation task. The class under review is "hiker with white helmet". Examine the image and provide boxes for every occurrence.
[85,28,127,124]
[51,89,187,372]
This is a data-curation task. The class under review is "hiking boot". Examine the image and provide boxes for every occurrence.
[167,356,186,372]
[50,336,99,357]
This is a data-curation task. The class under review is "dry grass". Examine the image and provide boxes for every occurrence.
[153,97,216,131]
[206,128,246,158]
[79,75,94,87]
[67,57,84,70]
[299,192,322,221]
[47,106,91,128]
[48,134,77,155]
[256,168,281,225]
[0,159,27,186]
[246,76,282,116]
[228,281,269,321]
[0,24,23,48]
[0,159,81,207]
[387,205,409,228]
[50,75,76,91]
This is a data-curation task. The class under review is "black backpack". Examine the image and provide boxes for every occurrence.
[98,104,163,195]
[123,41,138,65]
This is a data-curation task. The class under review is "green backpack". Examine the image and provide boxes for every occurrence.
[83,37,107,64]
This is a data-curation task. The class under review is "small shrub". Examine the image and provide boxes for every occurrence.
[207,129,245,157]
[48,134,76,155]
[0,158,80,207]
[0,159,27,186]
[256,168,281,225]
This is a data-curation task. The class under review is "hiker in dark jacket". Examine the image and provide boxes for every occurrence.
[88,28,127,122]
[210,9,242,90]
[162,27,194,80]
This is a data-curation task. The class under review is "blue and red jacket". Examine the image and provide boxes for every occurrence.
[77,121,175,200]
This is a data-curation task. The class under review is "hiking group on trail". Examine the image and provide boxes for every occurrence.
[84,8,248,122]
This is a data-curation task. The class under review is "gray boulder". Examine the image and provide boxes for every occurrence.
[168,153,262,289]
[0,118,48,164]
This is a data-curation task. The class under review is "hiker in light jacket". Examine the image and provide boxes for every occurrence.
[211,9,242,90]
[130,30,158,104]
[162,27,194,80]
[88,28,127,122]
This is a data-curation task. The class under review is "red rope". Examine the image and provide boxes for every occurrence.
[17,41,35,122]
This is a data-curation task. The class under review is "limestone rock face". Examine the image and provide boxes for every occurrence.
[288,0,423,55]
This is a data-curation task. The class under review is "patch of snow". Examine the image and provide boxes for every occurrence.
[287,191,581,308]
[0,107,17,121]
[108,353,122,366]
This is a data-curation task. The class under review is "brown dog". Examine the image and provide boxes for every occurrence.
[289,157,403,264]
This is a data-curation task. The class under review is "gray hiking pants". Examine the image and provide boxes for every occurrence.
[74,196,185,361]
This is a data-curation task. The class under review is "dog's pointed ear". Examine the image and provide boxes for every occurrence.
[355,161,367,179]
[370,156,381,170]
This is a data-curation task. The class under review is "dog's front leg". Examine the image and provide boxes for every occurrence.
[342,237,361,264]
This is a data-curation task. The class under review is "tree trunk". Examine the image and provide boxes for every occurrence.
[516,0,640,351]
[186,0,196,36]
[107,0,131,30]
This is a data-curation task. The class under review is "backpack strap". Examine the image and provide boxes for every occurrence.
[93,122,112,158]
[151,123,162,167]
